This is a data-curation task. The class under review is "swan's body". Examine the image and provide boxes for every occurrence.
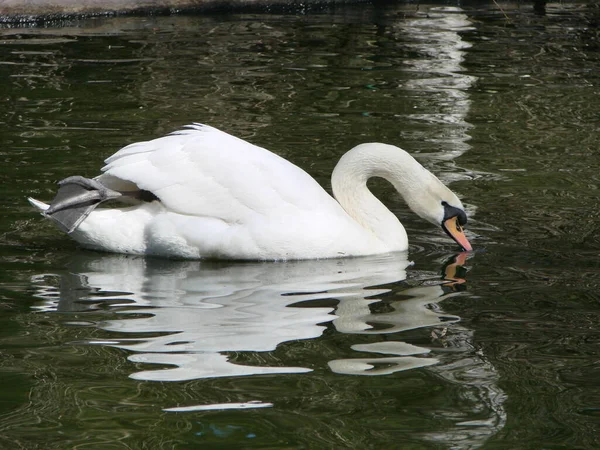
[29,124,471,260]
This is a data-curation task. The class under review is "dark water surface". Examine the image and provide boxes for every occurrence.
[1,2,599,448]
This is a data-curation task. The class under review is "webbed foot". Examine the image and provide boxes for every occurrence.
[44,176,122,234]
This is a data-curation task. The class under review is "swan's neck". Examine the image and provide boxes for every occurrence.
[331,143,440,251]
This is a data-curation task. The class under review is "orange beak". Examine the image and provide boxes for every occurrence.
[442,216,472,251]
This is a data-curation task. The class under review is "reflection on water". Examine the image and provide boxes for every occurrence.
[399,7,476,165]
[32,253,460,381]
[30,252,507,445]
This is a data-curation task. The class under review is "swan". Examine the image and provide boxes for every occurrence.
[28,123,472,260]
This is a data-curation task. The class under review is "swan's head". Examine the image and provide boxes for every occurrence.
[440,200,472,252]
[406,182,472,252]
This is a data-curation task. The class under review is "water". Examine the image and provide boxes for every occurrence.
[1,2,599,448]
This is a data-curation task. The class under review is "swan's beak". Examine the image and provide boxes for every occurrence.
[442,216,472,251]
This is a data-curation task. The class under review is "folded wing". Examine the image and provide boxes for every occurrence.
[99,124,335,225]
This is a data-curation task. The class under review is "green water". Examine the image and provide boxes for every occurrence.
[1,2,600,448]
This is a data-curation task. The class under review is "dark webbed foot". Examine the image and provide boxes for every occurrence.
[44,176,122,234]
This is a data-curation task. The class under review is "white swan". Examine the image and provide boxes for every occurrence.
[28,123,472,260]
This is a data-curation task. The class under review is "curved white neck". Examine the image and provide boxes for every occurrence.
[331,143,444,251]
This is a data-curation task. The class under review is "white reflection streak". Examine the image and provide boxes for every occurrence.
[164,401,273,412]
[395,14,507,442]
[329,284,462,375]
[399,7,477,168]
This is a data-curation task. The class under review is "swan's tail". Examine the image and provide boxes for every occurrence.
[27,176,122,234]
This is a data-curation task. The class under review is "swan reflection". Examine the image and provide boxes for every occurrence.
[32,252,467,381]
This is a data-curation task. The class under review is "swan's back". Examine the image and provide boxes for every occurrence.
[98,124,338,224]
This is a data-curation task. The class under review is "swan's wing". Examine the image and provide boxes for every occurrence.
[98,124,335,224]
